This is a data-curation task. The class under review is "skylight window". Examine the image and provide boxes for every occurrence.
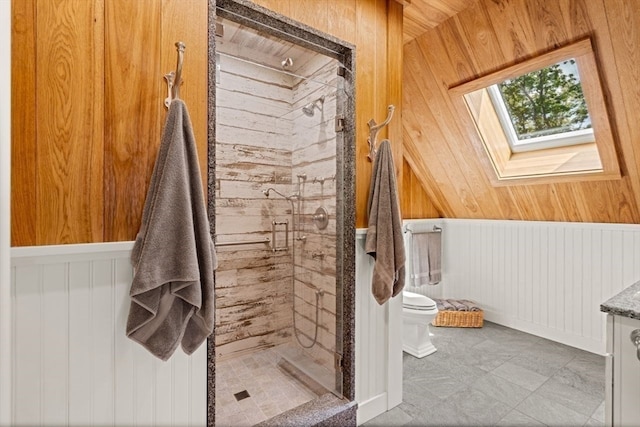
[448,39,620,186]
[487,59,594,153]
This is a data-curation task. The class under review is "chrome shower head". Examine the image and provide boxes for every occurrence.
[302,104,315,117]
[301,95,325,117]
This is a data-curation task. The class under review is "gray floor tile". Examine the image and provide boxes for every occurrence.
[368,322,606,427]
[403,353,444,382]
[496,409,545,426]
[409,372,466,399]
[473,338,527,357]
[509,353,565,377]
[585,417,604,426]
[554,366,606,400]
[397,401,428,419]
[565,352,606,377]
[526,338,580,367]
[516,393,590,426]
[471,372,532,408]
[429,354,488,385]
[491,362,550,391]
[533,377,603,416]
[406,400,484,426]
[446,345,514,372]
[363,405,412,426]
[402,380,441,410]
[446,387,512,425]
[591,401,605,423]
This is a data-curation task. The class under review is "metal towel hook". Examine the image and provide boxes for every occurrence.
[164,41,186,108]
[367,105,395,161]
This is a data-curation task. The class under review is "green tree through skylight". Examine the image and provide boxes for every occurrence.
[497,59,591,140]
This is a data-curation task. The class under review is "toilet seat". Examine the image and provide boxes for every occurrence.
[402,291,437,311]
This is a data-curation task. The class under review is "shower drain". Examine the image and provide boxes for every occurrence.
[233,390,250,401]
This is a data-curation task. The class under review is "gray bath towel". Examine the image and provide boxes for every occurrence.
[127,99,217,361]
[410,231,442,286]
[434,298,455,311]
[365,140,406,305]
[459,299,481,312]
[448,299,468,311]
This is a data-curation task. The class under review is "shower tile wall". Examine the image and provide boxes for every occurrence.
[291,55,339,375]
[215,52,294,360]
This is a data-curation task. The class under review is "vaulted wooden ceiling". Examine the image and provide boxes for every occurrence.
[401,0,477,44]
[402,0,640,223]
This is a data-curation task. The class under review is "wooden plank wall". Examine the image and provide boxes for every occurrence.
[401,157,441,219]
[403,0,640,224]
[11,0,208,246]
[11,0,427,244]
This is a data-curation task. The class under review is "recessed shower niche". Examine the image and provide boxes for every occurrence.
[209,1,355,425]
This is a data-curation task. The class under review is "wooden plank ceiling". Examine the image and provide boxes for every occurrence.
[401,0,477,44]
[402,0,640,223]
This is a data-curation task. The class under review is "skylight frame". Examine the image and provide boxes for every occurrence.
[486,84,595,153]
[448,38,620,186]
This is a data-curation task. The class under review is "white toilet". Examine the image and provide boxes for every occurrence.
[402,290,439,358]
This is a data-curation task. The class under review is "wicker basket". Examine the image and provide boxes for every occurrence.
[432,310,484,328]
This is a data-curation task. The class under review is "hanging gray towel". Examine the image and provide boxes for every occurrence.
[411,231,441,286]
[127,99,217,361]
[365,140,406,305]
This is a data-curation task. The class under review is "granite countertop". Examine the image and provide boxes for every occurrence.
[600,281,640,320]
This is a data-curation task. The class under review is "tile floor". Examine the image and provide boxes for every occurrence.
[365,322,606,426]
[215,347,318,426]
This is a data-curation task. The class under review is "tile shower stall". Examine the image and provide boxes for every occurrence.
[214,16,344,424]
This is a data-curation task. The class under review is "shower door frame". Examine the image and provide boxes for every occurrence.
[207,0,357,424]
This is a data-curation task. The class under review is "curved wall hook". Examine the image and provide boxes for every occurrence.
[367,105,395,161]
[164,41,186,108]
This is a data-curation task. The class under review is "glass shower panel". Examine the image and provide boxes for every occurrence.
[213,15,343,424]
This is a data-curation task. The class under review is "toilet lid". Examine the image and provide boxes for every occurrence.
[403,291,437,310]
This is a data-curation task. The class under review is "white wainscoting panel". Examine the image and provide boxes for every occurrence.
[10,243,207,427]
[354,230,402,425]
[403,219,640,354]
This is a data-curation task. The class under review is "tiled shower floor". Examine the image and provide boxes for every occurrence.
[215,347,318,426]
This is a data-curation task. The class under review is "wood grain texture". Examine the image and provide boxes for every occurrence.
[12,0,403,244]
[402,0,477,44]
[104,0,162,242]
[35,0,104,244]
[161,0,209,193]
[401,158,440,219]
[11,0,37,246]
[403,0,640,223]
[388,0,404,196]
[11,0,209,245]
